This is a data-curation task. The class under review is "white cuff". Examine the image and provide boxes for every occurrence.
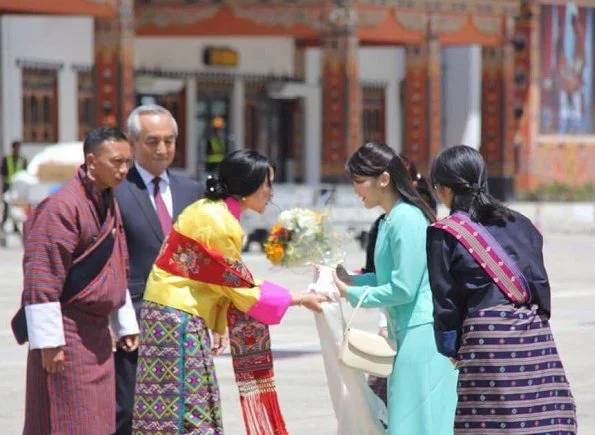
[378,310,388,329]
[25,302,66,349]
[109,290,139,339]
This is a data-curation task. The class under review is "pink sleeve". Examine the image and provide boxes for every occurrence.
[246,280,292,325]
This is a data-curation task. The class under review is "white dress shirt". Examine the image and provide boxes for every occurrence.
[135,161,173,218]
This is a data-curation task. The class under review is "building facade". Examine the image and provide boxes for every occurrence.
[1,0,594,197]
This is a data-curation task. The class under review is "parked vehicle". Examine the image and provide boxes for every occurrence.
[4,141,83,237]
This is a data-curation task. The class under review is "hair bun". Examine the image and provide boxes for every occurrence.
[205,173,229,200]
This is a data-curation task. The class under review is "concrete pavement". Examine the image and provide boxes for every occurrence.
[0,233,593,434]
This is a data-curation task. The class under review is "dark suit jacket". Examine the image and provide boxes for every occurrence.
[115,165,203,314]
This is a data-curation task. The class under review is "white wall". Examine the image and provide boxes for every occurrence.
[135,37,295,76]
[1,15,94,157]
[442,45,482,150]
[304,46,405,153]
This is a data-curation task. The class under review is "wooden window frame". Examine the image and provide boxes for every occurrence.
[362,86,386,144]
[77,70,95,140]
[22,68,59,143]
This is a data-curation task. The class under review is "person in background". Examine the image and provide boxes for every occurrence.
[113,104,203,434]
[205,116,227,173]
[20,127,139,435]
[1,140,27,233]
[428,145,576,433]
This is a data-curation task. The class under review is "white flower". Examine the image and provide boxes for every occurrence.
[278,210,296,231]
[296,213,317,231]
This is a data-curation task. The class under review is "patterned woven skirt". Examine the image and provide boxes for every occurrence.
[132,301,224,434]
[456,304,577,434]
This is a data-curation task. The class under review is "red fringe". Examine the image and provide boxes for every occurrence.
[239,390,289,435]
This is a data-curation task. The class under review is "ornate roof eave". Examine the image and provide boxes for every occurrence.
[134,1,518,45]
[135,4,328,37]
[538,0,595,7]
[135,67,300,84]
[363,0,520,16]
[0,0,117,18]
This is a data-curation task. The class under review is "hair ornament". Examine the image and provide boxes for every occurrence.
[206,172,229,195]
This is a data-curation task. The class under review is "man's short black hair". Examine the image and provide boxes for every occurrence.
[83,126,128,155]
[11,140,21,149]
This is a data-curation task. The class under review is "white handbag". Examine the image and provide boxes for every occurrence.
[338,288,397,378]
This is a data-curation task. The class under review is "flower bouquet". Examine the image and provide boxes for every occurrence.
[264,208,344,270]
[264,207,387,434]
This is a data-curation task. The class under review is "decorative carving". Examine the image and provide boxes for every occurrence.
[403,40,443,174]
[218,5,385,31]
[86,0,116,5]
[135,7,219,29]
[358,10,387,28]
[472,16,500,36]
[397,11,464,36]
[328,4,358,29]
[321,31,361,178]
[388,0,519,16]
[436,15,466,35]
[395,11,428,31]
[96,0,135,127]
[232,7,326,30]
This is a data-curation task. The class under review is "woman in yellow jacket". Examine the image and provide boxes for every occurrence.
[132,150,327,435]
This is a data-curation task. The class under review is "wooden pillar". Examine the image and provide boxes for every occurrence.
[321,3,361,180]
[427,15,442,168]
[94,0,135,128]
[514,1,540,193]
[403,14,441,176]
[480,16,516,200]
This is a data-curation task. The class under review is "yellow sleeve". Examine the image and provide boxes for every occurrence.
[146,199,291,332]
[173,199,263,311]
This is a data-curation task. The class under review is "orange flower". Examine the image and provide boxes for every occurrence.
[264,242,285,265]
[271,224,284,235]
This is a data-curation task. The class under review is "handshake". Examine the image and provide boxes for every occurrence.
[292,264,354,314]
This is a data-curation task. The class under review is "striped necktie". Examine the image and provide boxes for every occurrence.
[152,177,172,236]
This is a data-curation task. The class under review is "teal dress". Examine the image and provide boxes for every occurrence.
[347,201,458,434]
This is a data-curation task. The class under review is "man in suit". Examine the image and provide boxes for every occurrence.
[113,104,203,434]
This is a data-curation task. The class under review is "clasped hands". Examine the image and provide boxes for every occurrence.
[301,263,353,308]
[43,333,140,374]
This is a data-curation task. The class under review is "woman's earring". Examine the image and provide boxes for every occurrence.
[241,197,246,201]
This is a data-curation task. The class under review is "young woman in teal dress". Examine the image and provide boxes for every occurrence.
[332,142,458,434]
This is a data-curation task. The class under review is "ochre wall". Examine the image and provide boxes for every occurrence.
[532,140,595,187]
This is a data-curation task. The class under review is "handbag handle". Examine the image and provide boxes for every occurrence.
[339,287,394,339]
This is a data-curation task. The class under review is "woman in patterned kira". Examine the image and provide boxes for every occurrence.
[131,150,328,435]
[427,145,577,434]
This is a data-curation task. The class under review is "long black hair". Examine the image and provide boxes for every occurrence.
[346,142,436,223]
[430,145,514,224]
[204,150,273,200]
[399,154,437,213]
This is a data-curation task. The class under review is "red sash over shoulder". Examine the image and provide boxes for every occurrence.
[431,212,530,305]
[155,229,255,288]
[154,227,289,435]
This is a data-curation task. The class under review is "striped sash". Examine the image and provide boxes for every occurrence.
[431,212,530,305]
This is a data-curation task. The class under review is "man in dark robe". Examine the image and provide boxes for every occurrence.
[20,127,139,435]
